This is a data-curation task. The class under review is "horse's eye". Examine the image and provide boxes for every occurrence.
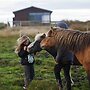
[40,36,43,38]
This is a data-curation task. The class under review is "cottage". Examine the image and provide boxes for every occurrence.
[13,6,52,26]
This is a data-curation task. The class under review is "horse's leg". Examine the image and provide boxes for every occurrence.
[54,64,63,90]
[63,64,71,90]
[70,71,74,86]
[83,63,90,87]
[87,70,90,87]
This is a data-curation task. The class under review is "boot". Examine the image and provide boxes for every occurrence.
[23,85,27,90]
[58,86,63,90]
[57,80,63,90]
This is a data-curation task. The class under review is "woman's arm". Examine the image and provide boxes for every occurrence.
[18,48,29,58]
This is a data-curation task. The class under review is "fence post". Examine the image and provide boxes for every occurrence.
[86,22,89,31]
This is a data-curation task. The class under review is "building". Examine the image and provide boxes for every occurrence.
[13,6,52,26]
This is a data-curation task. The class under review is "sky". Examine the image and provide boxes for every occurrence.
[0,0,90,23]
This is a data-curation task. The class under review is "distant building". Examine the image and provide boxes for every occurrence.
[13,6,52,26]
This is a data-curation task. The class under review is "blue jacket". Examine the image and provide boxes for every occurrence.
[57,21,69,29]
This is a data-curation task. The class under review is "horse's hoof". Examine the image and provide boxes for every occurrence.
[71,82,74,86]
[71,79,74,86]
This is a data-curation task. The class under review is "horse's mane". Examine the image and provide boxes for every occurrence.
[35,33,45,41]
[50,29,90,52]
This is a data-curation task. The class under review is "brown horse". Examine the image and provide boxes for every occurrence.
[40,27,90,87]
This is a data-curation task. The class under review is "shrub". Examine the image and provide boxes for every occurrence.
[0,23,7,29]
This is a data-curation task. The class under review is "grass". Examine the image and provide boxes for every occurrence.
[0,35,89,90]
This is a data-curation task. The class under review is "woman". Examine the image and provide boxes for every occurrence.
[15,35,35,90]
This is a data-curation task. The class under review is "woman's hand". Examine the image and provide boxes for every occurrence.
[24,46,27,51]
[27,47,30,52]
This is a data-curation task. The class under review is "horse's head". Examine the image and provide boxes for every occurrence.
[40,37,56,49]
[28,33,46,53]
[40,27,58,49]
[28,27,63,53]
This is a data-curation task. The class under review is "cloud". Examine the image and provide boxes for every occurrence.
[0,0,30,11]
[30,0,90,9]
[51,9,90,21]
[0,0,90,12]
[0,0,90,22]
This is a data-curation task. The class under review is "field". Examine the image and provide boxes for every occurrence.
[0,28,90,90]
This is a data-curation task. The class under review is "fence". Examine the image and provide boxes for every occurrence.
[7,21,90,31]
[7,21,60,27]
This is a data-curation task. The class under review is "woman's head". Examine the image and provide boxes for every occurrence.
[17,35,31,46]
[15,35,31,53]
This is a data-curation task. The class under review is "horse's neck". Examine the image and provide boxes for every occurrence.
[46,47,57,58]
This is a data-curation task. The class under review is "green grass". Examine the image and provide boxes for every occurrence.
[0,35,89,90]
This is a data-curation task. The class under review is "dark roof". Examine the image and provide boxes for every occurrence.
[13,6,52,13]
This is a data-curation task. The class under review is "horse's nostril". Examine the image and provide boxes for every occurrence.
[40,44,45,49]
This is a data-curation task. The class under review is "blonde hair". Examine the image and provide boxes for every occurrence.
[15,35,30,54]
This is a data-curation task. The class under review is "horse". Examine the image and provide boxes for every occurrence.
[40,27,90,88]
[28,32,81,90]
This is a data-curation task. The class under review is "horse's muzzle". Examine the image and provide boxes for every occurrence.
[40,44,45,49]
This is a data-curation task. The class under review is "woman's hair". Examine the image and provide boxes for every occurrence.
[15,35,30,54]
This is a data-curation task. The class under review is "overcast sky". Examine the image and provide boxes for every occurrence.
[0,0,90,22]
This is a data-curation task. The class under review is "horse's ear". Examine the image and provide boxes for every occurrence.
[43,33,46,36]
[51,26,57,31]
[46,30,53,37]
[42,33,46,38]
[51,27,54,30]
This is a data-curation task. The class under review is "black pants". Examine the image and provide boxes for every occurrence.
[24,64,35,86]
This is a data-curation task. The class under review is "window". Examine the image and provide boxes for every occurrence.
[28,13,50,23]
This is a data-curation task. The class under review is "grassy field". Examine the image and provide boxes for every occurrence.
[0,34,89,90]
